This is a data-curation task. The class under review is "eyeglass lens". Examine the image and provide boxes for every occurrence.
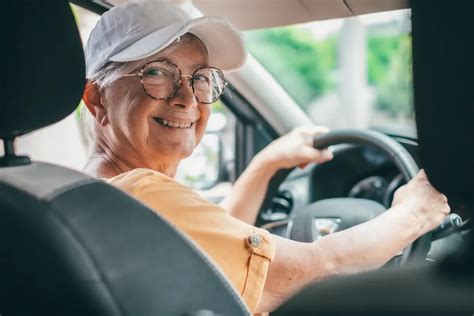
[141,61,226,104]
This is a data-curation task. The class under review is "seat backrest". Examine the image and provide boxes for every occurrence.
[0,1,249,315]
[0,162,249,315]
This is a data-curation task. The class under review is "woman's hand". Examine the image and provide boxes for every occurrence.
[221,125,333,224]
[256,125,334,171]
[391,169,450,236]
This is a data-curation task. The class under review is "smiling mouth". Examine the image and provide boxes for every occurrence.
[153,117,195,129]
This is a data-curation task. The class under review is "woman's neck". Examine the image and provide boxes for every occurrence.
[83,144,179,179]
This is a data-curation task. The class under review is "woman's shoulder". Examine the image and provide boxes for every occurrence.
[106,167,174,194]
[107,167,205,199]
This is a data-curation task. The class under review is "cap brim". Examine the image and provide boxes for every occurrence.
[110,16,247,72]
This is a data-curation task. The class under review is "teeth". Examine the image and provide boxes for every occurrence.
[157,118,193,129]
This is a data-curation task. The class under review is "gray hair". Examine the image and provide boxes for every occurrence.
[80,33,209,153]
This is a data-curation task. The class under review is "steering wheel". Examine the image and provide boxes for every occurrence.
[272,129,431,265]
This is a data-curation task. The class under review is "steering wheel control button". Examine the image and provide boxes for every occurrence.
[247,234,262,248]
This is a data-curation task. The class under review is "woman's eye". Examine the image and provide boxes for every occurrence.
[144,68,168,77]
[194,74,210,84]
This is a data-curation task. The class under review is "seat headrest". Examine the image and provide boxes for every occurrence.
[0,0,85,139]
[412,1,473,209]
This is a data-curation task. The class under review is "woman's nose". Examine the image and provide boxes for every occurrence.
[169,76,198,109]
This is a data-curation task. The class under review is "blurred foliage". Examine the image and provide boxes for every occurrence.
[69,3,79,22]
[369,35,413,117]
[212,99,225,113]
[367,36,400,85]
[76,100,85,122]
[245,27,336,109]
[246,24,413,118]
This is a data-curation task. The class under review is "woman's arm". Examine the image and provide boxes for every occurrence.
[218,152,277,224]
[220,126,333,224]
[256,170,451,312]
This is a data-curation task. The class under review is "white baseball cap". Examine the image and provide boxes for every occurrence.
[84,0,247,78]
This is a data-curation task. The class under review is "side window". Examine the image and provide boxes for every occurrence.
[176,101,236,198]
[245,10,414,133]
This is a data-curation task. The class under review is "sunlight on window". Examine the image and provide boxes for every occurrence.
[245,9,415,135]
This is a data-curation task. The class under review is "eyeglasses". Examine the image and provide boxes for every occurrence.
[121,60,228,104]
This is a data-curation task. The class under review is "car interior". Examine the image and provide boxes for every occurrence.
[1,0,472,315]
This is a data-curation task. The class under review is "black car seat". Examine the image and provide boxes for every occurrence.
[0,1,249,315]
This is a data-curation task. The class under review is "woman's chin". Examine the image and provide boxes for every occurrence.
[150,141,196,161]
[146,120,203,161]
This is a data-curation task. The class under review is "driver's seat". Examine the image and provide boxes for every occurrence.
[0,2,249,315]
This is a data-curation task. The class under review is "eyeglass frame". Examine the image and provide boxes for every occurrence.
[121,60,228,104]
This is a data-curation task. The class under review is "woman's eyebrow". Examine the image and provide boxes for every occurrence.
[192,63,209,69]
[161,56,209,68]
[149,56,174,65]
[146,57,208,70]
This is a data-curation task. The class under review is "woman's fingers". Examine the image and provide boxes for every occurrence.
[259,125,333,170]
[298,147,333,169]
[392,169,451,234]
[293,125,330,145]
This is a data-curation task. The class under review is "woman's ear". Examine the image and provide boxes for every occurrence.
[82,81,109,127]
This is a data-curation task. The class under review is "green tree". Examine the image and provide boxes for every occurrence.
[246,24,413,118]
[367,36,400,85]
[370,35,413,117]
[245,27,336,109]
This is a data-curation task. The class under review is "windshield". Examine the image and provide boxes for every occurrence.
[245,10,415,134]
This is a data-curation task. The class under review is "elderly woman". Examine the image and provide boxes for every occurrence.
[82,1,450,313]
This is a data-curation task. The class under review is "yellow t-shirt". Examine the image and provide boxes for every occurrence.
[107,168,275,312]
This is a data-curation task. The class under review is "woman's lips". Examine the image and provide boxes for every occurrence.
[153,117,196,129]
